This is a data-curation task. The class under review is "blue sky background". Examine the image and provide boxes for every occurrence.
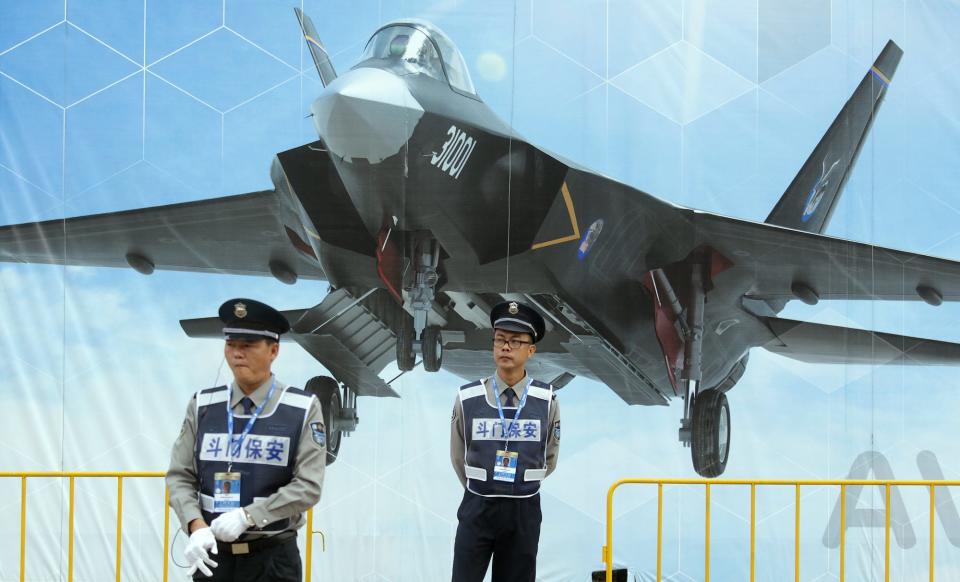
[3,0,960,580]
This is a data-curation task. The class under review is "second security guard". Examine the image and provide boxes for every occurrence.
[450,301,561,582]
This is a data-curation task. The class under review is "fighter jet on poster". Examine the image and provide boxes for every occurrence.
[1,10,943,477]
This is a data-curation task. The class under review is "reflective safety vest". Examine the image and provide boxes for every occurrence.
[193,384,313,532]
[459,377,554,498]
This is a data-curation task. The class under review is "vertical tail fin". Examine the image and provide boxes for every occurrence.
[294,7,338,87]
[764,40,903,233]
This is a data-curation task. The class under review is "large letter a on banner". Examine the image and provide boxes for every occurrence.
[822,451,916,549]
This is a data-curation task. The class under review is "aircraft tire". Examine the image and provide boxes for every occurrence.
[691,389,730,478]
[305,375,343,466]
[422,326,443,372]
[396,323,416,371]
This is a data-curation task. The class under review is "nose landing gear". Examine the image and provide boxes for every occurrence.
[394,234,444,373]
[395,319,443,372]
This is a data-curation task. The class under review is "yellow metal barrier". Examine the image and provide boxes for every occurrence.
[602,478,960,582]
[3,471,323,582]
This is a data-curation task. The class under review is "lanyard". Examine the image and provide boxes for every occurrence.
[226,377,276,471]
[492,376,531,451]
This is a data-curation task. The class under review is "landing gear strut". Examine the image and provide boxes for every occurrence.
[394,234,443,372]
[409,236,440,340]
[673,251,731,477]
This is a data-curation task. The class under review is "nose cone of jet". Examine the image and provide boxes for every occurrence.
[312,68,425,164]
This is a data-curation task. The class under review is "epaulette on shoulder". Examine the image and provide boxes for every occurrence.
[286,386,308,396]
[200,385,227,395]
[460,380,483,390]
[529,379,550,389]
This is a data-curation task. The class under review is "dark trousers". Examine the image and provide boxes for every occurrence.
[452,490,542,582]
[194,537,301,582]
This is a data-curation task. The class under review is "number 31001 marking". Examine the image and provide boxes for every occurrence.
[430,124,477,180]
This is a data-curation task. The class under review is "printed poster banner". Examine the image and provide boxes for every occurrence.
[2,1,960,580]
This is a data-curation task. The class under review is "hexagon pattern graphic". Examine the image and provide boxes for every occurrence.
[0,22,139,107]
[149,28,296,113]
[758,0,831,82]
[684,0,759,81]
[0,0,62,54]
[1,0,959,579]
[612,41,754,125]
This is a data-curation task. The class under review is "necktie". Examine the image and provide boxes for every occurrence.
[503,388,517,408]
[240,397,254,415]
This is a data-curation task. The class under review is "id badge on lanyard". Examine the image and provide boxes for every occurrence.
[493,451,518,482]
[492,377,531,483]
[213,471,241,512]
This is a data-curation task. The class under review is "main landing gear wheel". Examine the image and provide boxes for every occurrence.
[305,376,342,466]
[691,390,730,478]
[422,326,443,372]
[396,320,416,371]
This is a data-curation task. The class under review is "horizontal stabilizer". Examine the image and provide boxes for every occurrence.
[760,316,960,365]
[289,333,399,398]
[562,337,667,405]
[548,372,576,389]
[181,288,403,398]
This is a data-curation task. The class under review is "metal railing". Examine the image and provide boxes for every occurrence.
[4,471,324,582]
[602,478,960,582]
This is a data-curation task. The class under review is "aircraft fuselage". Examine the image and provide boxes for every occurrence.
[282,60,760,401]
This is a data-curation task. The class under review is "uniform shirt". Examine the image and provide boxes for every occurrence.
[450,372,560,488]
[166,376,326,533]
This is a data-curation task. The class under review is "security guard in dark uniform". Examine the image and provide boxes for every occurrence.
[166,299,327,581]
[450,301,561,582]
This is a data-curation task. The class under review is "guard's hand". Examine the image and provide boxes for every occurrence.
[210,508,250,542]
[184,527,218,577]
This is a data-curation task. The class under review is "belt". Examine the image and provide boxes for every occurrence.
[216,531,296,555]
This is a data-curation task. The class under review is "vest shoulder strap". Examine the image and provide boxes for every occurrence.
[527,381,553,401]
[279,387,313,411]
[459,379,486,402]
[196,386,229,411]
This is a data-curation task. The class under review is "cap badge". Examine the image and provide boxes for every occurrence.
[234,302,248,319]
[508,302,519,315]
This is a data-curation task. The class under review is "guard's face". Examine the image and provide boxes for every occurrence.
[225,338,279,387]
[492,329,536,371]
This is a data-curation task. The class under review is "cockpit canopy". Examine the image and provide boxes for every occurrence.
[358,20,475,95]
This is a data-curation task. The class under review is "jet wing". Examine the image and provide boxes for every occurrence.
[692,211,960,304]
[0,189,325,280]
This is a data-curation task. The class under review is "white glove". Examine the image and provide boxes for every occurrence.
[184,527,218,577]
[210,508,251,542]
